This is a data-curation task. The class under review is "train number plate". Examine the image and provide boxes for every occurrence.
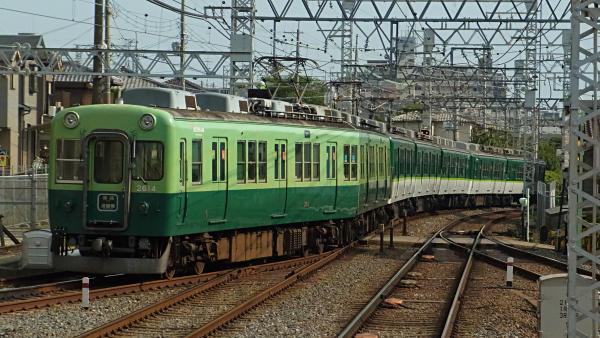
[97,194,119,211]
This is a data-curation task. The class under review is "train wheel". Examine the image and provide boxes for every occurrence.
[193,261,205,275]
[163,255,176,279]
[302,246,310,257]
[317,242,325,254]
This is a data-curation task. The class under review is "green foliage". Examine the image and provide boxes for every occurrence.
[538,137,561,172]
[401,102,424,112]
[470,128,515,148]
[262,75,327,106]
[538,136,563,191]
[545,170,562,193]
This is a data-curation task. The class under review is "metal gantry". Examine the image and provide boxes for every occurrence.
[522,0,540,195]
[0,46,243,79]
[568,1,600,336]
[229,0,255,93]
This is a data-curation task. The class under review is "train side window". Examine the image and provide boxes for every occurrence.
[343,145,350,181]
[258,141,267,182]
[312,143,320,180]
[295,143,303,180]
[212,141,226,182]
[237,141,246,183]
[360,145,365,179]
[326,146,331,178]
[56,139,83,183]
[212,142,218,182]
[351,145,358,180]
[332,145,337,179]
[303,143,312,180]
[281,144,286,179]
[191,140,202,184]
[247,141,257,182]
[219,142,226,182]
[274,144,280,179]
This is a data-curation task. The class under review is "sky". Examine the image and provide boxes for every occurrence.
[0,0,573,102]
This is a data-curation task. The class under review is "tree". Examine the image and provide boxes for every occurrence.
[470,127,515,148]
[262,75,327,105]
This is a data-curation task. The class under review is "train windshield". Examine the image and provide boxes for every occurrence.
[56,139,83,183]
[94,140,124,184]
[133,141,164,181]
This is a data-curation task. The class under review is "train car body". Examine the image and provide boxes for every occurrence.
[46,104,526,276]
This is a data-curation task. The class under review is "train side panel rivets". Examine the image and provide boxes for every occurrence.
[81,277,90,308]
[506,257,514,287]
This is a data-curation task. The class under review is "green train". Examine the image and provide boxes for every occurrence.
[47,104,525,276]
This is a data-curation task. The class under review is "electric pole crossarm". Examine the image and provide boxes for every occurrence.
[0,47,244,79]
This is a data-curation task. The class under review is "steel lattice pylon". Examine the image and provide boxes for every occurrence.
[568,1,600,336]
[522,0,539,195]
[230,0,255,93]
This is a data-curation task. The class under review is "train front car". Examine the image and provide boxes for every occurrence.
[49,104,174,275]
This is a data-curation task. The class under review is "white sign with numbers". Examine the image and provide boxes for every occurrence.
[539,273,593,337]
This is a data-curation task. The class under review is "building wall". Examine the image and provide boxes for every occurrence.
[0,71,48,172]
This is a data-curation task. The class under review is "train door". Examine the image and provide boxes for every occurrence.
[325,142,338,212]
[178,139,188,224]
[82,132,130,231]
[273,140,288,217]
[208,137,228,223]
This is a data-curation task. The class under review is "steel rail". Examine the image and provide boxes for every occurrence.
[440,218,543,281]
[482,234,595,277]
[439,216,501,338]
[184,247,348,338]
[0,270,226,314]
[76,253,330,338]
[336,210,514,338]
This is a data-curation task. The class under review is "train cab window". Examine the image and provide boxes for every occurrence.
[94,140,123,184]
[351,145,358,180]
[343,145,350,181]
[133,141,164,182]
[258,142,267,182]
[191,140,202,183]
[313,144,320,180]
[237,141,246,182]
[56,139,83,183]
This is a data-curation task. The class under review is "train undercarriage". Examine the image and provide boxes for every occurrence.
[50,193,519,278]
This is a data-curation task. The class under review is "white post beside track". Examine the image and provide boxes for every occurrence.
[82,277,90,308]
[506,257,514,287]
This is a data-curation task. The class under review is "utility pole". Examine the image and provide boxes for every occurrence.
[180,0,186,90]
[294,23,300,102]
[104,1,111,103]
[284,24,301,103]
[92,0,104,104]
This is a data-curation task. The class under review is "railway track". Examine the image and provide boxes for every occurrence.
[336,210,520,338]
[75,249,346,338]
[0,272,229,314]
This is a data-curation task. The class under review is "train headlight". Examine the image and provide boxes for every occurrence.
[63,112,80,129]
[139,114,156,131]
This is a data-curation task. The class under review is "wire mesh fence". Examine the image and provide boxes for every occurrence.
[0,173,48,228]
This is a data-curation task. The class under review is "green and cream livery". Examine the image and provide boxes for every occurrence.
[46,104,527,275]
